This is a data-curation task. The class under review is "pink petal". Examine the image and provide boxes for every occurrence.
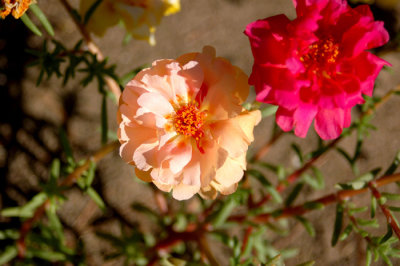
[245,14,291,65]
[314,108,345,140]
[344,108,352,128]
[293,104,318,138]
[276,107,294,132]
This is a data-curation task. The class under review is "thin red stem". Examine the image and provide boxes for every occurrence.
[368,181,400,240]
[229,173,400,224]
[241,226,254,255]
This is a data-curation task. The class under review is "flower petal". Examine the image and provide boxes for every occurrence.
[211,110,261,158]
[314,108,346,140]
[172,183,200,200]
[214,155,246,188]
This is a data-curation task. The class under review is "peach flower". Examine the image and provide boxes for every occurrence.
[118,46,261,200]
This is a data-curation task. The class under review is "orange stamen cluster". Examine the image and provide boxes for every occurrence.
[300,38,339,71]
[173,103,205,140]
[1,0,33,19]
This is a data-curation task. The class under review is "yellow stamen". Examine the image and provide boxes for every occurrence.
[301,38,340,71]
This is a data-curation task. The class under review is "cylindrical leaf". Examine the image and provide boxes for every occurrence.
[20,14,42,36]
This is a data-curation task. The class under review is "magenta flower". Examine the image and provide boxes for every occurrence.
[245,0,390,139]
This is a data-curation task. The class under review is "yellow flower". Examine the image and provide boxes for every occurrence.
[80,0,181,45]
[1,0,35,19]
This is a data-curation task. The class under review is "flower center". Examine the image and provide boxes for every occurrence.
[300,38,339,70]
[173,104,205,140]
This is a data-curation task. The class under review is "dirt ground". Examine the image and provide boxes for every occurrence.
[1,0,400,265]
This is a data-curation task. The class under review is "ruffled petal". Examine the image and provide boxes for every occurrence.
[172,183,200,200]
[211,110,261,158]
[314,108,346,140]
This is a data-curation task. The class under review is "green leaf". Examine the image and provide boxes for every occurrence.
[1,192,47,218]
[256,162,278,172]
[339,224,353,241]
[160,257,186,266]
[379,197,387,205]
[86,187,106,211]
[101,95,108,145]
[131,203,159,221]
[296,261,315,266]
[0,246,17,264]
[285,183,304,207]
[366,247,372,266]
[20,13,42,36]
[381,193,400,201]
[380,224,393,244]
[211,198,237,227]
[46,208,64,243]
[303,202,324,210]
[336,169,380,190]
[385,151,400,176]
[336,147,353,165]
[84,161,96,187]
[388,206,400,212]
[247,169,282,203]
[356,218,379,228]
[349,206,368,215]
[331,203,344,246]
[291,144,304,164]
[265,254,281,266]
[59,128,74,165]
[302,171,324,190]
[296,216,315,237]
[260,105,278,118]
[280,248,298,259]
[79,54,118,93]
[28,249,66,261]
[0,229,19,240]
[310,167,325,190]
[83,0,103,25]
[173,213,188,232]
[29,4,54,36]
[379,251,392,266]
[50,159,60,181]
